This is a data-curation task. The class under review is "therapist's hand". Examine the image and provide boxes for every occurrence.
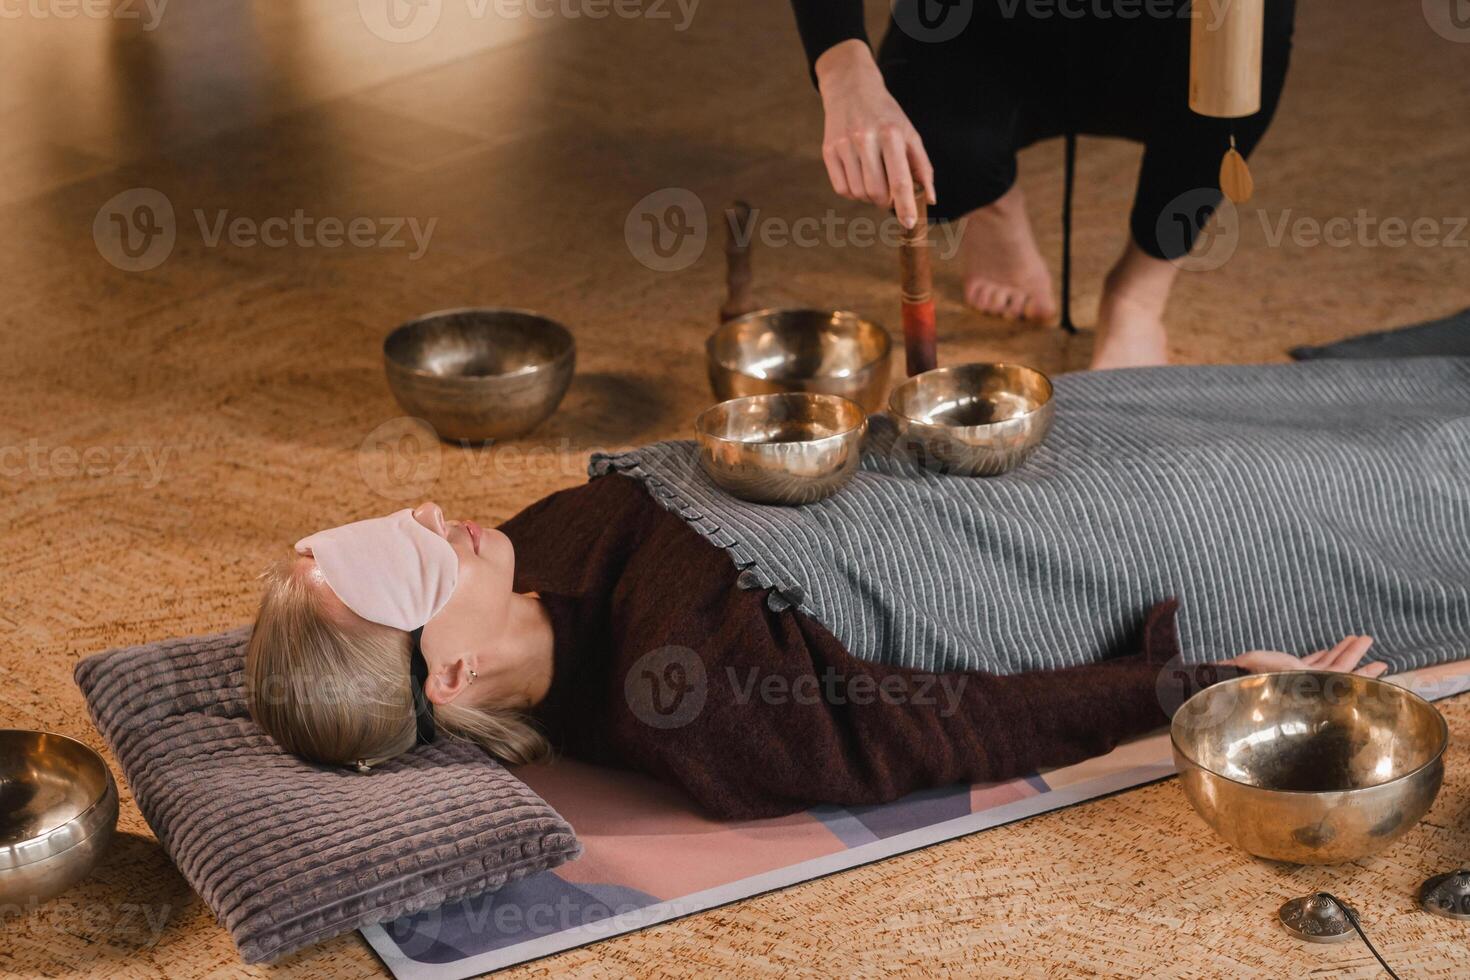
[814,40,936,229]
[1226,635,1388,677]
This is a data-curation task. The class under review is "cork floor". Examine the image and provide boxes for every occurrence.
[2,0,1469,976]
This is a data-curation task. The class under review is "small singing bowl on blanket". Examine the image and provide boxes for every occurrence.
[706,309,892,414]
[1171,672,1447,865]
[888,363,1054,476]
[696,392,867,506]
[0,730,119,905]
[384,308,575,442]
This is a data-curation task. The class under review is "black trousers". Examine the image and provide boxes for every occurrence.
[878,0,1296,260]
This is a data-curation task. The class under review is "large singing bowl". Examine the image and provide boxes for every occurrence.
[696,392,866,506]
[888,363,1054,476]
[0,730,119,905]
[706,309,892,414]
[384,308,575,443]
[1171,671,1447,865]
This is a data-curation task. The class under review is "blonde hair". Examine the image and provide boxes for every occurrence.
[244,558,549,767]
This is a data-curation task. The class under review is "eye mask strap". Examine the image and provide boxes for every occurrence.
[408,627,437,746]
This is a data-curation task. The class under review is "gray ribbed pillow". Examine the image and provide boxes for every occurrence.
[74,628,580,963]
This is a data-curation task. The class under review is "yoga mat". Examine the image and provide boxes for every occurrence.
[362,667,1470,978]
[1290,307,1470,359]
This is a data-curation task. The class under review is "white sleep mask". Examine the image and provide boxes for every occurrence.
[295,509,459,631]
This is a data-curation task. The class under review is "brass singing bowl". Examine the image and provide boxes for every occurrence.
[696,393,867,506]
[0,730,119,905]
[706,309,893,414]
[888,363,1055,476]
[384,308,575,443]
[1171,672,1447,865]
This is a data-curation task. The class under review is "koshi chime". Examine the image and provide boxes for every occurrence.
[1189,0,1264,203]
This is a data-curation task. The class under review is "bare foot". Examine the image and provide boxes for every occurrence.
[1091,241,1178,370]
[960,185,1058,323]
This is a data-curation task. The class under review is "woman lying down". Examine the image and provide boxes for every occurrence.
[247,361,1470,819]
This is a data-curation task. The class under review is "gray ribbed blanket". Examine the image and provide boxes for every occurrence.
[591,359,1470,674]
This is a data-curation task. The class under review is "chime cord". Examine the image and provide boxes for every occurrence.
[1320,893,1402,980]
[1059,19,1078,335]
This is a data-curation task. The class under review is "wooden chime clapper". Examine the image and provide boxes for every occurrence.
[719,200,759,323]
[1189,0,1265,205]
[899,189,937,376]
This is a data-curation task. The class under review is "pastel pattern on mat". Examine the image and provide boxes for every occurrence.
[365,667,1470,980]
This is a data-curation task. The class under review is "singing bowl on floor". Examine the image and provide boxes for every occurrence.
[888,363,1054,476]
[384,308,575,442]
[1171,672,1447,865]
[696,393,866,505]
[706,309,892,414]
[0,730,119,905]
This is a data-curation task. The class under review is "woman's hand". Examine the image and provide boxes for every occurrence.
[1225,635,1388,678]
[814,40,936,229]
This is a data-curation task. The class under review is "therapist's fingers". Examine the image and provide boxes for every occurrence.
[836,140,867,205]
[881,127,917,228]
[856,131,891,207]
[1354,661,1389,678]
[909,134,936,206]
[822,143,853,199]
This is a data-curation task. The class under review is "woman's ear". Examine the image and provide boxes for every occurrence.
[424,659,472,705]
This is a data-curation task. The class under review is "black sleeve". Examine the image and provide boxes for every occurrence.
[789,1,870,77]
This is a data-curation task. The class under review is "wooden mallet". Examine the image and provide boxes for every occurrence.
[898,189,937,376]
[719,200,759,323]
